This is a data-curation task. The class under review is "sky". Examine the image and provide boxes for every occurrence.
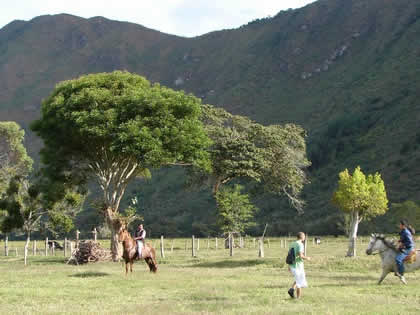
[0,0,317,37]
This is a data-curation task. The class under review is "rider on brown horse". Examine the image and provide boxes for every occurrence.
[133,224,146,259]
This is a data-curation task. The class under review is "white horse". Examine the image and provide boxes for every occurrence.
[366,233,420,284]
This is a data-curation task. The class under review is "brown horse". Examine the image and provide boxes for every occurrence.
[118,228,158,274]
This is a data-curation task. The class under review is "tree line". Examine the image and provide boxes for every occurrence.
[1,71,418,260]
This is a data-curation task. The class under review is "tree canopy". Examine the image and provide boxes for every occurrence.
[0,121,33,195]
[192,104,310,212]
[332,166,388,220]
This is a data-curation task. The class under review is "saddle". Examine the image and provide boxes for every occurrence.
[403,250,417,264]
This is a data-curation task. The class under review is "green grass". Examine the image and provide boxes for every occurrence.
[1,237,419,314]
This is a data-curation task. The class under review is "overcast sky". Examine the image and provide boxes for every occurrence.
[0,0,317,37]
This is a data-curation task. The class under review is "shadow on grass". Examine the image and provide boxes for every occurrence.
[315,274,378,281]
[70,271,110,278]
[29,257,67,265]
[192,259,268,268]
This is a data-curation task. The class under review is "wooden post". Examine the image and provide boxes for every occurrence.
[70,241,74,255]
[258,238,264,258]
[76,230,80,249]
[33,240,37,256]
[5,234,8,256]
[207,237,210,250]
[192,235,196,257]
[197,238,200,251]
[51,241,55,256]
[15,248,18,256]
[160,235,165,258]
[93,228,97,242]
[64,238,67,257]
[45,237,48,256]
[24,235,30,266]
[215,237,218,250]
[229,233,234,257]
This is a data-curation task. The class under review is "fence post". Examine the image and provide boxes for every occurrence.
[215,237,218,250]
[160,235,165,258]
[45,237,48,256]
[51,241,55,256]
[207,237,210,250]
[93,228,97,242]
[192,235,196,257]
[33,240,37,256]
[15,248,18,256]
[70,241,74,256]
[304,235,308,256]
[5,234,8,256]
[76,230,80,249]
[197,238,200,251]
[229,233,234,257]
[64,238,67,257]
[258,238,264,258]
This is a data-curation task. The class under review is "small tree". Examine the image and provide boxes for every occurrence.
[43,190,86,238]
[31,71,211,260]
[332,166,388,257]
[0,177,45,265]
[216,185,258,235]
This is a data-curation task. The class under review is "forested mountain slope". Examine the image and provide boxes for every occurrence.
[1,0,419,235]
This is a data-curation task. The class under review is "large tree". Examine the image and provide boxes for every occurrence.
[0,122,33,196]
[191,104,310,212]
[31,71,211,260]
[332,166,388,257]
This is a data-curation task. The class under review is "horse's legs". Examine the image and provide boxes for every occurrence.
[125,262,129,275]
[378,270,390,285]
[130,260,133,273]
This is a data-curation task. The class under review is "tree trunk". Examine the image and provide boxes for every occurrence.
[106,210,123,261]
[24,234,30,266]
[346,211,360,257]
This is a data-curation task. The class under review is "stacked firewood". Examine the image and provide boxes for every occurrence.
[68,240,112,264]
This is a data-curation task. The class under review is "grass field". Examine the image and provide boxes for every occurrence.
[0,237,419,314]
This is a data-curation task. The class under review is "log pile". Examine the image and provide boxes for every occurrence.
[68,240,112,264]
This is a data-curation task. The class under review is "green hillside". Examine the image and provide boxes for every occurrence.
[1,0,419,236]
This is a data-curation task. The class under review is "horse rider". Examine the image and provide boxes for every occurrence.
[395,219,415,280]
[134,224,146,259]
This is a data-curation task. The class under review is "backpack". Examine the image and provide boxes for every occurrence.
[286,246,296,265]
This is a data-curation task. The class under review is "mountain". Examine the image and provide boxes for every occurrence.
[1,0,419,236]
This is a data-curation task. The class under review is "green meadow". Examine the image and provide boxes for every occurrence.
[1,237,419,314]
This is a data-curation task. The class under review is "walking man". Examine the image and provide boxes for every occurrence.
[288,232,311,299]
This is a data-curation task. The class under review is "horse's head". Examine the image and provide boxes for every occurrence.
[366,233,386,255]
[118,227,129,243]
